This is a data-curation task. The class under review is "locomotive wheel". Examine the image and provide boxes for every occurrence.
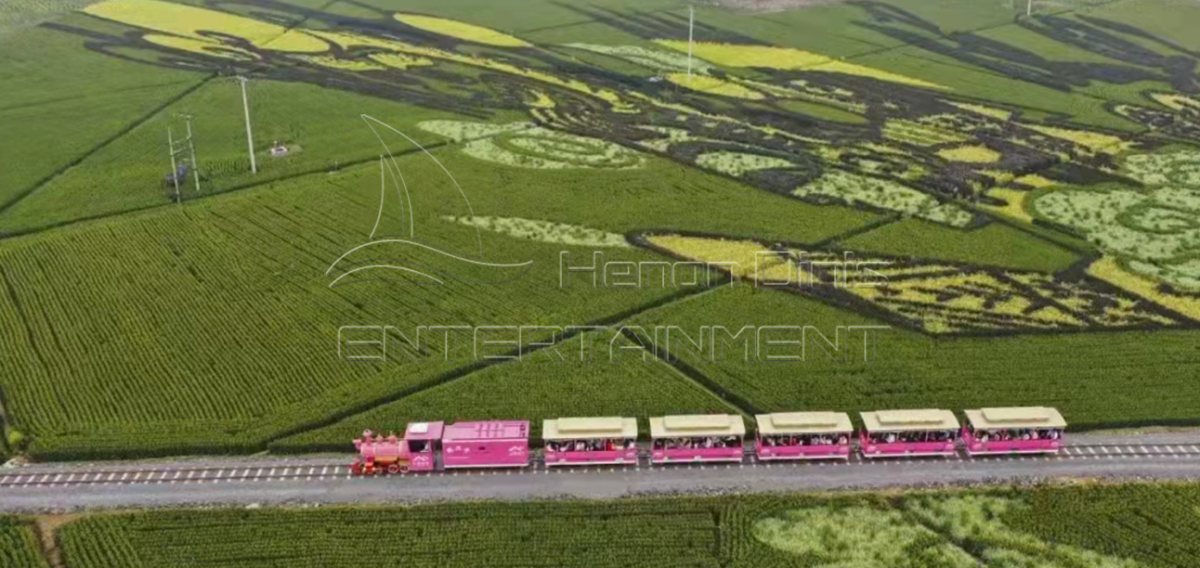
[386,464,400,474]
[398,464,409,473]
[349,463,363,476]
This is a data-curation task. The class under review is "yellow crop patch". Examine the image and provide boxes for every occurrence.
[947,101,1013,120]
[84,0,328,53]
[666,74,764,100]
[301,56,385,71]
[938,145,1001,163]
[981,188,1033,223]
[810,61,947,91]
[1150,92,1200,112]
[1013,174,1059,188]
[653,40,945,90]
[654,40,828,69]
[1088,257,1200,322]
[646,235,787,281]
[142,34,254,60]
[1026,124,1131,154]
[394,13,531,47]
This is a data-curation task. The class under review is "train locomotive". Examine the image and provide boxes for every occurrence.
[350,407,1066,475]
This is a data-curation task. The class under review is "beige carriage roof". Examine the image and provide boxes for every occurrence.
[542,417,638,440]
[965,407,1066,430]
[649,414,746,438]
[755,412,853,435]
[860,409,959,432]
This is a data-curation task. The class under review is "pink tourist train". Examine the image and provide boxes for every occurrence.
[650,414,745,464]
[350,406,1065,474]
[962,407,1066,455]
[859,409,960,458]
[755,412,853,460]
[543,417,638,466]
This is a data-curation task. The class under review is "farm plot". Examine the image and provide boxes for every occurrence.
[273,332,742,452]
[0,17,206,214]
[1006,483,1200,568]
[51,483,1200,568]
[0,78,496,235]
[839,219,1083,273]
[0,516,49,568]
[0,154,688,461]
[629,285,1200,428]
[59,500,721,568]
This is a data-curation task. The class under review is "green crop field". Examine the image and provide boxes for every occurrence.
[43,482,1200,568]
[0,516,49,568]
[2,0,1200,465]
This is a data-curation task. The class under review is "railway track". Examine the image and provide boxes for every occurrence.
[4,443,1200,489]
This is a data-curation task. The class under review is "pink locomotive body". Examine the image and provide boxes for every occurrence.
[859,409,960,458]
[543,417,638,467]
[755,412,853,461]
[962,407,1065,455]
[650,414,745,464]
[441,420,530,469]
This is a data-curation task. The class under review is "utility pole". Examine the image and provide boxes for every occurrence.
[184,114,201,194]
[167,127,180,202]
[1027,0,1033,17]
[237,76,257,174]
[167,114,200,200]
[687,4,695,85]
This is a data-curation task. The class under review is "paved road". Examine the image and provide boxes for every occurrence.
[2,436,1198,512]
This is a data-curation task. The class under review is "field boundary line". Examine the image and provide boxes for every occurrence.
[0,74,215,218]
[0,76,203,114]
[264,283,724,451]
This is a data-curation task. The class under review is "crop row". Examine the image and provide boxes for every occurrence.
[53,483,1200,567]
[0,517,48,568]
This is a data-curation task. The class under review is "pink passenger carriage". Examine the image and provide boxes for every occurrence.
[860,409,959,458]
[543,417,638,467]
[962,407,1065,456]
[650,414,745,464]
[351,421,442,475]
[441,420,530,469]
[755,412,853,461]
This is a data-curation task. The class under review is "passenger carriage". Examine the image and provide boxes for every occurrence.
[441,420,530,469]
[543,416,638,467]
[962,407,1065,456]
[755,412,853,461]
[859,409,960,458]
[650,414,745,464]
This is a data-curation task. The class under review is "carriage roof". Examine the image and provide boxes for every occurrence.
[755,412,853,435]
[543,417,637,440]
[860,409,959,432]
[965,407,1066,430]
[649,414,746,438]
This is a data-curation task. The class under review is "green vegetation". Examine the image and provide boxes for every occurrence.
[0,78,489,235]
[273,332,740,452]
[0,516,49,568]
[1007,483,1200,568]
[51,482,1200,568]
[840,218,1082,272]
[60,500,722,568]
[4,0,1200,464]
[632,285,1200,428]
